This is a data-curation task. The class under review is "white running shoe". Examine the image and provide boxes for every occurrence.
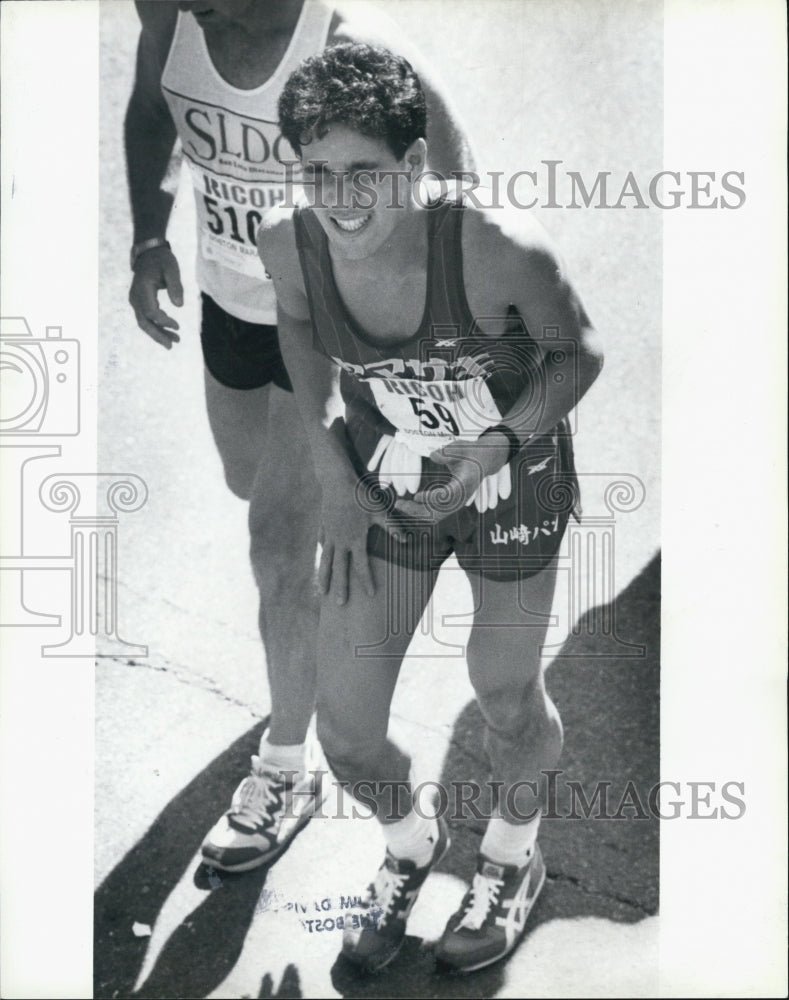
[435,843,546,972]
[341,817,450,972]
[201,743,326,872]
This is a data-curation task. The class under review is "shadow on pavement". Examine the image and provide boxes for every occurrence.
[330,550,660,999]
[95,552,659,999]
[257,963,303,998]
[94,718,272,999]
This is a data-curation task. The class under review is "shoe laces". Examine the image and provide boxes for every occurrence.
[230,755,285,828]
[457,871,504,931]
[366,862,410,926]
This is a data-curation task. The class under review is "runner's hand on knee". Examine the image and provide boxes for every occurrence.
[316,494,390,606]
[129,246,184,349]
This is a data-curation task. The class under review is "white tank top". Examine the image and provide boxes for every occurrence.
[161,2,333,324]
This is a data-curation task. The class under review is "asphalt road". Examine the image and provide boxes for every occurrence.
[94,2,662,997]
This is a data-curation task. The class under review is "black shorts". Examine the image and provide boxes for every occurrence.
[345,417,580,582]
[200,293,292,392]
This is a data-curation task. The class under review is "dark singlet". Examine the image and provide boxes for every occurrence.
[294,194,579,577]
[294,196,569,479]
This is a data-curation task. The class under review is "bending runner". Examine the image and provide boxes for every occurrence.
[124,0,473,872]
[260,42,604,973]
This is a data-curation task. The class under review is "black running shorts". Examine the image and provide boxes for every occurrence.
[200,293,293,392]
[344,417,580,583]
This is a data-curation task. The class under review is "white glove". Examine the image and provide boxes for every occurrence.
[466,462,512,513]
[367,433,423,496]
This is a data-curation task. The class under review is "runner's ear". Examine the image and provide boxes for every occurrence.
[404,137,427,176]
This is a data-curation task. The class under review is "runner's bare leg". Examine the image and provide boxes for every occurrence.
[205,368,320,744]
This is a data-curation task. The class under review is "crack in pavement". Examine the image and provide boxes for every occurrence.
[100,574,259,642]
[547,869,654,916]
[104,655,266,721]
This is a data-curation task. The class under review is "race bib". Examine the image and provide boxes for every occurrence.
[367,376,502,457]
[164,87,303,282]
[189,167,296,280]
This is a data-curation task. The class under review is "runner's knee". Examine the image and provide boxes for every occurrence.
[223,461,257,501]
[468,646,557,743]
[481,681,564,768]
[248,486,317,593]
[316,708,386,782]
[203,362,270,500]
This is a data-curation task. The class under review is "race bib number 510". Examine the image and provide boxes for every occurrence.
[190,167,293,280]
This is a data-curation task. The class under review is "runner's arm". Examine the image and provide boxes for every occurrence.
[481,213,604,450]
[401,212,604,518]
[125,1,180,243]
[125,1,185,348]
[258,214,388,604]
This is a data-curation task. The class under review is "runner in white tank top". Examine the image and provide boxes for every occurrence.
[161,3,333,323]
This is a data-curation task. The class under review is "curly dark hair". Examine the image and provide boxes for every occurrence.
[278,42,426,161]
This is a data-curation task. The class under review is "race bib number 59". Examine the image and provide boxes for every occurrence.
[368,376,502,457]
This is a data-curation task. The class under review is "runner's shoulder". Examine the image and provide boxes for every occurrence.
[257,205,297,254]
[327,2,399,47]
[257,206,303,289]
[459,193,567,285]
[426,177,559,268]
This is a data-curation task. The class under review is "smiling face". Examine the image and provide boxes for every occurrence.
[300,124,426,261]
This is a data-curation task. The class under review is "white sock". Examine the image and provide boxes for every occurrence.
[258,735,306,783]
[382,809,439,868]
[480,815,540,868]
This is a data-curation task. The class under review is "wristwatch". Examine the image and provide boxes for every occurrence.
[479,423,524,463]
[130,237,170,271]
